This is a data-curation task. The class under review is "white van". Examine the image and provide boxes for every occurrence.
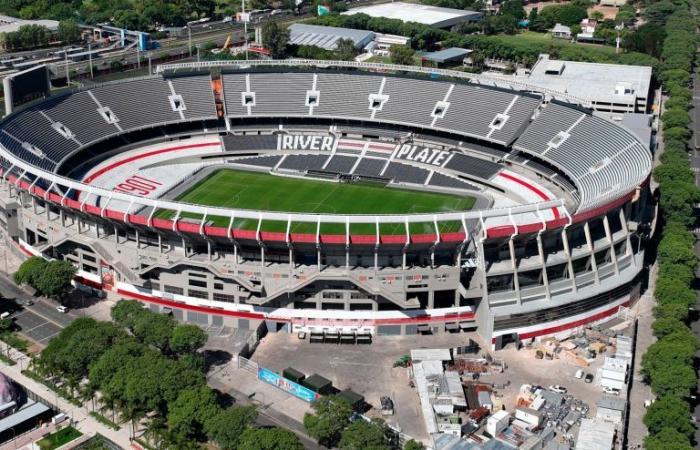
[0,312,9,320]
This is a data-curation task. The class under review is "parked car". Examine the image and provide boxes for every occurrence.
[56,305,68,313]
[584,373,594,383]
[549,385,567,394]
[574,370,583,379]
[603,386,620,396]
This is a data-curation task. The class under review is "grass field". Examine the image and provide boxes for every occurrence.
[37,427,82,450]
[159,169,474,234]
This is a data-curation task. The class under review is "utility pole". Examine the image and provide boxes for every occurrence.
[188,24,193,58]
[243,0,249,60]
[88,42,93,79]
[64,51,70,85]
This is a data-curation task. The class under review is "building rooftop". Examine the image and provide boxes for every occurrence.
[0,15,58,33]
[342,2,482,28]
[422,47,472,64]
[597,395,626,412]
[288,23,375,50]
[411,348,452,362]
[575,418,616,450]
[523,54,652,104]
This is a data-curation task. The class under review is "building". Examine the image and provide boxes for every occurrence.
[575,418,616,450]
[0,15,58,34]
[0,60,653,350]
[522,54,652,112]
[598,357,628,390]
[421,47,472,67]
[596,396,626,426]
[371,33,410,56]
[600,0,628,6]
[514,406,542,429]
[551,24,572,39]
[342,2,482,28]
[288,23,375,51]
[486,410,510,437]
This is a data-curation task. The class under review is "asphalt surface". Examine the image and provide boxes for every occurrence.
[0,272,77,344]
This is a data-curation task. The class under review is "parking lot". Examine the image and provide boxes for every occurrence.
[252,331,480,443]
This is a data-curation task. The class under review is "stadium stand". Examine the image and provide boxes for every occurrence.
[41,91,120,145]
[443,153,502,180]
[234,155,281,167]
[383,162,430,185]
[352,157,386,177]
[91,78,181,129]
[429,172,477,191]
[279,154,326,171]
[376,77,450,126]
[314,73,380,119]
[222,73,249,117]
[223,134,278,151]
[169,75,218,119]
[250,73,313,116]
[323,154,357,173]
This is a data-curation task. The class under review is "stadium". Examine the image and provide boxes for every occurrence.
[0,60,653,348]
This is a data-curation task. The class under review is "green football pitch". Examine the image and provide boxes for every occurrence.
[159,169,475,234]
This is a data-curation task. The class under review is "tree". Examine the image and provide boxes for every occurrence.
[167,386,220,440]
[237,427,304,450]
[205,405,258,450]
[262,21,289,59]
[339,419,389,450]
[499,0,525,20]
[652,318,687,338]
[132,311,175,350]
[644,396,694,436]
[303,395,353,447]
[35,260,76,299]
[58,19,81,44]
[389,44,415,65]
[14,256,47,286]
[111,300,146,330]
[335,38,356,61]
[405,440,426,450]
[169,324,207,354]
[644,427,693,450]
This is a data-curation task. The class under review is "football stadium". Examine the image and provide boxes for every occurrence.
[0,60,653,348]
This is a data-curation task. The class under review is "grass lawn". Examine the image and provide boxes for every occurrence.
[37,426,82,450]
[158,169,474,234]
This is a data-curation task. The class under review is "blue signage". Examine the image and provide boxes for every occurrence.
[257,367,320,403]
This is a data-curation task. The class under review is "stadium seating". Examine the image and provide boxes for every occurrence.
[91,78,181,130]
[383,162,429,185]
[444,153,501,180]
[223,134,278,152]
[234,155,281,168]
[376,77,450,127]
[249,73,313,116]
[279,154,326,171]
[41,91,120,145]
[313,73,380,120]
[169,75,218,120]
[352,158,386,177]
[429,172,477,191]
[323,155,357,173]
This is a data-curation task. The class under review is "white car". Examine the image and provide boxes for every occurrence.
[549,385,567,394]
[574,369,583,379]
[56,305,68,313]
[603,386,620,396]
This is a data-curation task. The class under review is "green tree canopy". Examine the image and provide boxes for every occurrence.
[262,21,289,59]
[389,44,415,65]
[339,419,389,450]
[303,395,353,447]
[169,324,207,354]
[644,396,694,436]
[205,405,258,450]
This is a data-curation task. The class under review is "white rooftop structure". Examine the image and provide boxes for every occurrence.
[288,23,375,50]
[522,54,652,113]
[575,418,616,450]
[0,15,58,34]
[411,348,452,362]
[342,2,482,28]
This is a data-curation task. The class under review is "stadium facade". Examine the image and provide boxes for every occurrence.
[0,61,653,348]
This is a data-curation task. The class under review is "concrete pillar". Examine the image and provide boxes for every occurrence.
[537,235,550,300]
[158,233,162,253]
[207,240,211,261]
[561,228,576,293]
[583,221,599,284]
[603,215,619,275]
[508,238,520,305]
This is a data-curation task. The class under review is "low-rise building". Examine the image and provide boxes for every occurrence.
[575,418,616,450]
[288,23,375,51]
[551,24,572,39]
[596,396,626,426]
[343,2,482,29]
[486,410,510,437]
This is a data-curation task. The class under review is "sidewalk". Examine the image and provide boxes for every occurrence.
[0,347,132,450]
[625,265,657,449]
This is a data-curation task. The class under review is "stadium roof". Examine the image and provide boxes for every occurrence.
[288,23,375,50]
[524,54,652,105]
[342,2,482,28]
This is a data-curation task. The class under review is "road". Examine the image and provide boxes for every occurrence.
[0,272,79,346]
